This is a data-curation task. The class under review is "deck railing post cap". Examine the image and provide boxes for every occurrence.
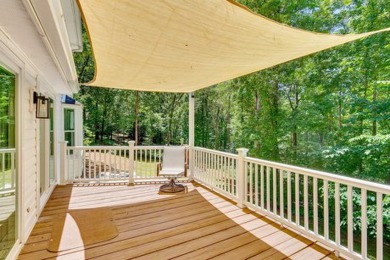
[128,140,136,145]
[237,148,249,155]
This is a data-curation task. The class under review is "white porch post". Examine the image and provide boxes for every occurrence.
[59,141,68,185]
[128,141,135,185]
[237,148,248,208]
[189,93,195,179]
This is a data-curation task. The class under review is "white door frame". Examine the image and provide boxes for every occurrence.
[0,42,23,260]
[37,89,57,212]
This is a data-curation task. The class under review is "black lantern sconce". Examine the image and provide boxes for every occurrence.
[33,92,50,119]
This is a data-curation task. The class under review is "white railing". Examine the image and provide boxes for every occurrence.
[0,148,16,193]
[191,146,389,260]
[60,142,389,259]
[65,146,131,182]
[192,147,238,201]
[62,142,177,183]
[134,145,164,179]
[243,157,390,260]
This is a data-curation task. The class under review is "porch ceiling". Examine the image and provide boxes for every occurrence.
[78,0,390,93]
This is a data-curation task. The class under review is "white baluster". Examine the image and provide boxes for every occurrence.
[304,175,308,230]
[273,168,277,214]
[128,141,135,184]
[324,180,329,240]
[255,164,259,207]
[260,165,264,209]
[280,169,284,220]
[313,177,318,234]
[287,171,291,222]
[295,173,300,225]
[250,163,253,204]
[1,152,4,189]
[335,183,340,247]
[267,166,271,212]
[59,141,68,185]
[377,192,383,260]
[361,188,367,259]
[347,185,353,252]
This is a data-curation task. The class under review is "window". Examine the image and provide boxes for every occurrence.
[0,66,15,149]
[0,65,16,259]
[64,108,75,146]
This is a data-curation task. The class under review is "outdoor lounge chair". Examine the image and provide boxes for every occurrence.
[157,146,187,193]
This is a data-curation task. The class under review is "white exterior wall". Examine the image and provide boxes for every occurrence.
[20,71,38,246]
[0,1,81,259]
[0,33,67,259]
[0,40,35,259]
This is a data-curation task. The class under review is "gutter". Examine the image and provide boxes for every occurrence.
[22,0,79,94]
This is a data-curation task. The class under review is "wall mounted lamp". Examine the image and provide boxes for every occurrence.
[33,91,50,119]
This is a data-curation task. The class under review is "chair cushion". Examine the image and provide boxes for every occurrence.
[159,168,184,177]
[162,146,185,169]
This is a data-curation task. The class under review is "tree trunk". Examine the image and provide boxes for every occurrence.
[318,132,323,145]
[94,99,99,142]
[360,48,370,135]
[255,91,260,117]
[372,84,377,136]
[167,114,173,145]
[101,105,106,141]
[292,130,298,147]
[287,84,299,159]
[226,94,231,150]
[271,80,280,159]
[337,88,343,140]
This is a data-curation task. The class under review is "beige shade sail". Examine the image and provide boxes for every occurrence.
[78,0,390,93]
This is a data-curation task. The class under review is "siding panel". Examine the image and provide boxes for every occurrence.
[21,77,38,241]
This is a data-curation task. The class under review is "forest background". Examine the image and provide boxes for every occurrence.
[74,0,390,185]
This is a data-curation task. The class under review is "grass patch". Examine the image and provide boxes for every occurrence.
[0,170,15,190]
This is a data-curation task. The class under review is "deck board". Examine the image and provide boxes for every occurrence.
[18,182,341,260]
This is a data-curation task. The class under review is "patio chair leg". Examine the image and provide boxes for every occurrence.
[160,178,186,193]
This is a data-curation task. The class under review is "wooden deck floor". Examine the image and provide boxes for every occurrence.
[19,182,342,260]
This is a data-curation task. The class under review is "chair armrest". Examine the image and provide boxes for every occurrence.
[156,162,162,176]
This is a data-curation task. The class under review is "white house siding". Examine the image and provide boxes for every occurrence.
[0,1,79,258]
[0,43,40,258]
[20,73,38,244]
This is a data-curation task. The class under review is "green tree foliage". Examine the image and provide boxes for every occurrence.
[74,0,390,184]
[0,66,15,149]
[191,0,390,185]
[73,1,389,254]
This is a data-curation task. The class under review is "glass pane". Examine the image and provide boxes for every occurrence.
[64,109,75,131]
[0,65,16,259]
[49,100,55,182]
[50,100,54,132]
[0,66,15,149]
[39,120,45,194]
[65,132,75,147]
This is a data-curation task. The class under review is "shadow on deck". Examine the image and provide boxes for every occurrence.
[18,182,342,259]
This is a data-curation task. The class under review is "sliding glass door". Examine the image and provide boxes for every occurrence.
[0,65,16,259]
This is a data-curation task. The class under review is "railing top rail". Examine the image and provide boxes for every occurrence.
[135,145,168,150]
[193,146,238,159]
[66,145,183,150]
[245,156,390,194]
[67,146,129,150]
[0,148,16,153]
